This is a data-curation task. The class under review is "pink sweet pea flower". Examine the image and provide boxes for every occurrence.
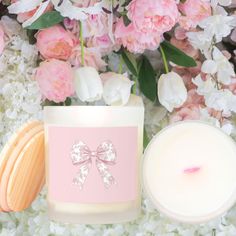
[35,59,75,103]
[170,104,202,123]
[170,90,205,123]
[36,25,78,60]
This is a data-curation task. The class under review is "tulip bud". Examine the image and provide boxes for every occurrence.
[74,66,103,102]
[158,72,187,112]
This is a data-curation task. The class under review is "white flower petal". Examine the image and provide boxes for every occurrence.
[102,73,134,106]
[158,72,187,112]
[51,0,103,20]
[8,0,42,14]
[22,0,50,28]
[201,60,218,74]
[74,66,103,102]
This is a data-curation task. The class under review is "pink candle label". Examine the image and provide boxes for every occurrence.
[48,126,138,203]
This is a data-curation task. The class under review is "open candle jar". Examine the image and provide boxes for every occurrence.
[44,96,144,224]
[143,121,236,224]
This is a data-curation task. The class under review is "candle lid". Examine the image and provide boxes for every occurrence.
[0,121,45,212]
[143,121,236,224]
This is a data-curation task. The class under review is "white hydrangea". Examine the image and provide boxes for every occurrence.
[0,18,42,148]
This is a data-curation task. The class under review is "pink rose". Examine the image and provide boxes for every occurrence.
[0,25,4,55]
[114,19,161,53]
[36,25,78,60]
[35,59,75,103]
[178,0,211,30]
[127,0,179,34]
[69,46,106,71]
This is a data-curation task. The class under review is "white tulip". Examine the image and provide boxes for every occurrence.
[158,72,187,112]
[101,72,134,106]
[74,66,103,102]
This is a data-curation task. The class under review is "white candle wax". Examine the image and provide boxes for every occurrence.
[143,121,236,223]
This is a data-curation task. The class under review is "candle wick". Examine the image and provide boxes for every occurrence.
[183,166,201,174]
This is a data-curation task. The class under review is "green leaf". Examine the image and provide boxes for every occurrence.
[121,49,138,76]
[26,11,64,30]
[160,40,197,67]
[143,128,150,150]
[64,97,72,106]
[123,15,131,26]
[138,56,157,102]
[26,29,37,45]
[42,97,72,106]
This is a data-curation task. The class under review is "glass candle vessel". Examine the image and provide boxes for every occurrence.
[44,95,144,224]
[143,121,236,224]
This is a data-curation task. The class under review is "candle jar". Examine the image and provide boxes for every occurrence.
[143,121,236,224]
[44,96,144,224]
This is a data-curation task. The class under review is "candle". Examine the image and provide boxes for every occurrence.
[143,121,236,223]
[44,95,144,224]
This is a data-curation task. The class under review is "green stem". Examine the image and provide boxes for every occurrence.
[132,76,138,95]
[80,21,85,66]
[118,56,123,74]
[160,45,169,74]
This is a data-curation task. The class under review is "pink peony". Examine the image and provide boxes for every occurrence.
[0,25,4,55]
[35,59,75,103]
[127,0,179,34]
[178,0,211,30]
[69,46,107,71]
[83,13,109,38]
[87,34,116,55]
[114,19,162,53]
[36,25,78,60]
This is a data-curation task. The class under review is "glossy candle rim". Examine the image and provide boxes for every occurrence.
[143,120,236,224]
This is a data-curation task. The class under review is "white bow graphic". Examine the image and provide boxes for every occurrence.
[70,140,117,190]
